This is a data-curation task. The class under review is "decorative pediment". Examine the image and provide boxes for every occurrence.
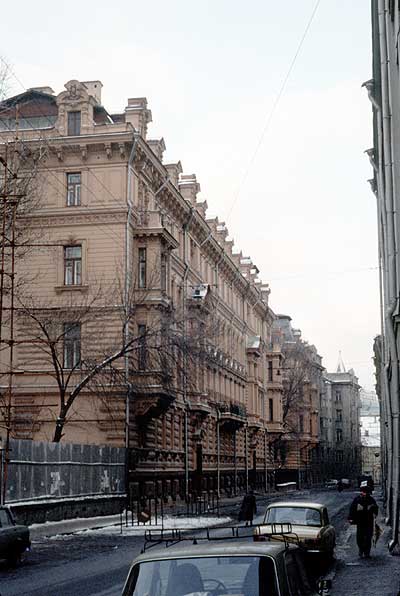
[57,80,90,106]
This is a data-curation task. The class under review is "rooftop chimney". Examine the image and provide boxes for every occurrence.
[82,81,103,104]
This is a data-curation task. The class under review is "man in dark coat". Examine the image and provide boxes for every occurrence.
[239,490,257,526]
[348,482,378,558]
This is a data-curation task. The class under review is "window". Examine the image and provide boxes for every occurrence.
[63,322,81,369]
[190,239,198,269]
[67,111,81,136]
[138,247,147,288]
[268,360,273,382]
[66,173,81,206]
[269,398,274,421]
[126,555,278,596]
[336,409,342,422]
[64,245,82,285]
[0,508,12,527]
[161,252,167,292]
[138,324,147,370]
[335,450,344,463]
[299,415,304,433]
[335,390,341,402]
[336,429,343,442]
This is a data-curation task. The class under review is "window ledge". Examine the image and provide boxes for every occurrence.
[55,285,89,293]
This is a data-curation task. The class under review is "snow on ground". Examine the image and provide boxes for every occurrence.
[29,513,121,531]
[76,515,232,536]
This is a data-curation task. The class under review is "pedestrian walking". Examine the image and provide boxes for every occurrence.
[348,481,378,558]
[239,489,257,526]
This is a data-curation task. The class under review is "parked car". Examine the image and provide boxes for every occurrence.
[324,479,338,489]
[254,501,336,559]
[122,535,331,596]
[0,506,30,567]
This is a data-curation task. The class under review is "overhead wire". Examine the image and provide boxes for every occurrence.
[226,0,322,219]
[267,265,378,282]
[0,116,127,252]
[0,58,127,208]
[0,59,133,250]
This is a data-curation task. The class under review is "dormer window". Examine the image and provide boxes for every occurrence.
[68,111,81,136]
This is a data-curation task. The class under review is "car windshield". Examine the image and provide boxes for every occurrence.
[265,506,322,527]
[124,554,279,596]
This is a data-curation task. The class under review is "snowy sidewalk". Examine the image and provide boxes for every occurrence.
[28,488,305,540]
[331,499,400,596]
[30,512,232,539]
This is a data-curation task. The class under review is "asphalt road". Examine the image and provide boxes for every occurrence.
[0,489,352,596]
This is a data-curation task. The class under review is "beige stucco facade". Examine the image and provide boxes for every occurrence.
[0,80,285,498]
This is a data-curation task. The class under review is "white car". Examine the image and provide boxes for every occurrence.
[254,501,336,559]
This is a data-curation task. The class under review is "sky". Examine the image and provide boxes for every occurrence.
[0,0,378,389]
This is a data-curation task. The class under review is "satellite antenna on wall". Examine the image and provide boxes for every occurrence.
[336,351,346,373]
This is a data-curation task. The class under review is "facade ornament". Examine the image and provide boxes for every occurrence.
[80,146,87,161]
[105,144,112,159]
[56,148,63,161]
[65,80,84,101]
[119,143,126,158]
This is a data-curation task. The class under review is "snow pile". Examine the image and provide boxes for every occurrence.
[77,515,232,536]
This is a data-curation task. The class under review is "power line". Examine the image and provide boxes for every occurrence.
[0,116,128,252]
[268,265,378,282]
[226,0,322,220]
[0,59,134,248]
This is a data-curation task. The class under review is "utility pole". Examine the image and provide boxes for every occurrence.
[0,138,23,503]
[182,208,194,502]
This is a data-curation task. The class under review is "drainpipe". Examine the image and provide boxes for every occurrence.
[364,122,391,512]
[0,438,4,505]
[378,0,400,550]
[245,423,249,492]
[217,410,221,498]
[124,133,139,497]
[182,207,195,502]
[384,0,400,553]
[233,430,237,496]
[264,429,268,493]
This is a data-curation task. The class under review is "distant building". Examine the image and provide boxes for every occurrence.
[322,362,362,481]
[271,316,324,487]
[360,390,381,485]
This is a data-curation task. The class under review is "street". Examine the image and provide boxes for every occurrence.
[0,489,354,596]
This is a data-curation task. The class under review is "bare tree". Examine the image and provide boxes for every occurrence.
[10,278,219,442]
[271,341,315,467]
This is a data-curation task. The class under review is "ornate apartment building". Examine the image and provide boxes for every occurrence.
[271,315,323,487]
[322,368,362,481]
[0,80,284,499]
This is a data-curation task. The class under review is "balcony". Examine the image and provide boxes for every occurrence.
[135,210,179,249]
[218,401,246,431]
[133,382,177,421]
[247,415,264,431]
[189,393,212,417]
[246,335,262,358]
[205,347,246,377]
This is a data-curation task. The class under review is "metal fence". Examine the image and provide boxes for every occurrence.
[4,438,126,503]
[125,491,220,526]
